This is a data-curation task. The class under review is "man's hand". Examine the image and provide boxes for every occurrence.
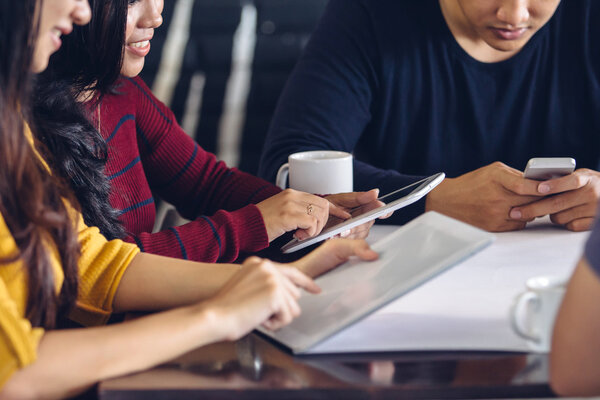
[425,162,541,232]
[325,189,386,239]
[509,168,600,231]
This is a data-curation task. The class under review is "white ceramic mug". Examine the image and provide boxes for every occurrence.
[276,150,353,194]
[510,275,567,353]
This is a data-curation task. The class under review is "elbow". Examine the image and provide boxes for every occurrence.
[550,346,579,396]
[550,373,596,397]
[550,365,577,397]
[550,352,600,397]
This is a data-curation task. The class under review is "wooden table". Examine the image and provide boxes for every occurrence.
[99,222,577,399]
[99,333,554,399]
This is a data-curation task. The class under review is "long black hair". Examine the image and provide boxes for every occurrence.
[32,0,128,240]
[0,0,80,329]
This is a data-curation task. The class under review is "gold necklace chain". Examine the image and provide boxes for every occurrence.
[96,101,101,133]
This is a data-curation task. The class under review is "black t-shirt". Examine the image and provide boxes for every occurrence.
[259,0,600,224]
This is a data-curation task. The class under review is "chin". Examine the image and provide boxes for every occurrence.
[485,37,530,53]
[122,59,145,78]
[31,58,49,74]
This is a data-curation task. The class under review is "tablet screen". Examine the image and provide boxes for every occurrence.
[281,173,445,253]
[350,177,432,216]
[262,211,494,353]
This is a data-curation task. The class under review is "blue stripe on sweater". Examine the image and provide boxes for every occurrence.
[200,216,221,258]
[169,227,188,260]
[105,114,135,143]
[118,197,154,216]
[159,144,198,188]
[246,184,272,203]
[132,236,145,252]
[127,78,172,125]
[108,156,141,180]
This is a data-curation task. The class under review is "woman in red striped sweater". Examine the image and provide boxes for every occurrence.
[34,0,383,263]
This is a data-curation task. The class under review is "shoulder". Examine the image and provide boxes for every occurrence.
[111,76,174,125]
[112,76,153,100]
[321,0,443,52]
[355,0,440,29]
[546,0,600,71]
[325,0,436,28]
[0,212,18,257]
[551,0,600,34]
[312,0,437,58]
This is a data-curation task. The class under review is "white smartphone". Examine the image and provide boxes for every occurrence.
[280,172,445,253]
[523,157,576,180]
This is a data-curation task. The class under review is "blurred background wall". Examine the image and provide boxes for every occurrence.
[141,0,328,175]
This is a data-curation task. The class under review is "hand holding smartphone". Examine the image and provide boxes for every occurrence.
[523,157,576,181]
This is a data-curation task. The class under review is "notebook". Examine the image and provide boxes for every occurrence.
[258,212,495,354]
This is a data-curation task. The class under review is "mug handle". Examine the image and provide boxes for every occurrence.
[510,291,541,342]
[276,163,290,189]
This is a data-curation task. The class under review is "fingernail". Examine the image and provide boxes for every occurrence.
[341,230,351,238]
[510,209,522,219]
[538,184,550,194]
[374,188,380,196]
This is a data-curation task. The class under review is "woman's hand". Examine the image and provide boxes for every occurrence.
[208,256,321,341]
[294,239,379,278]
[256,189,350,242]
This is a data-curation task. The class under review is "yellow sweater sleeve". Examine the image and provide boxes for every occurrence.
[0,279,44,388]
[0,214,44,387]
[69,214,139,327]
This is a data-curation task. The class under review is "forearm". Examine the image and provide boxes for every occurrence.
[205,169,281,212]
[113,252,240,311]
[0,304,223,400]
[126,206,269,263]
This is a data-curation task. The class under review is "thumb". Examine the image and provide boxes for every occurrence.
[356,188,380,204]
[324,239,379,263]
[328,201,352,219]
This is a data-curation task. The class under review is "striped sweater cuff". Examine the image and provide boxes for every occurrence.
[230,204,270,253]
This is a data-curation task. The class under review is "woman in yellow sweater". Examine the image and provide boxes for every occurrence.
[0,1,378,398]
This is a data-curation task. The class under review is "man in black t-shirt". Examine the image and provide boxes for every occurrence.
[259,0,600,232]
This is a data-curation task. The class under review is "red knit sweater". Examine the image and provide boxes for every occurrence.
[91,76,281,262]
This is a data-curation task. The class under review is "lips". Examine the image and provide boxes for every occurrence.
[489,27,528,40]
[126,41,151,57]
[50,28,63,51]
[126,37,153,57]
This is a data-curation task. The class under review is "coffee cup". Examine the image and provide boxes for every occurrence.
[275,150,353,194]
[510,275,567,353]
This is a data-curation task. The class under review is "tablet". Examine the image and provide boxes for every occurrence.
[259,211,495,354]
[281,172,445,253]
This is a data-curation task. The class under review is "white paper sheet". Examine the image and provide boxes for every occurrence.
[307,217,589,354]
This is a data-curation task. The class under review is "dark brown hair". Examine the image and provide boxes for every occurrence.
[0,0,80,329]
[33,0,128,240]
